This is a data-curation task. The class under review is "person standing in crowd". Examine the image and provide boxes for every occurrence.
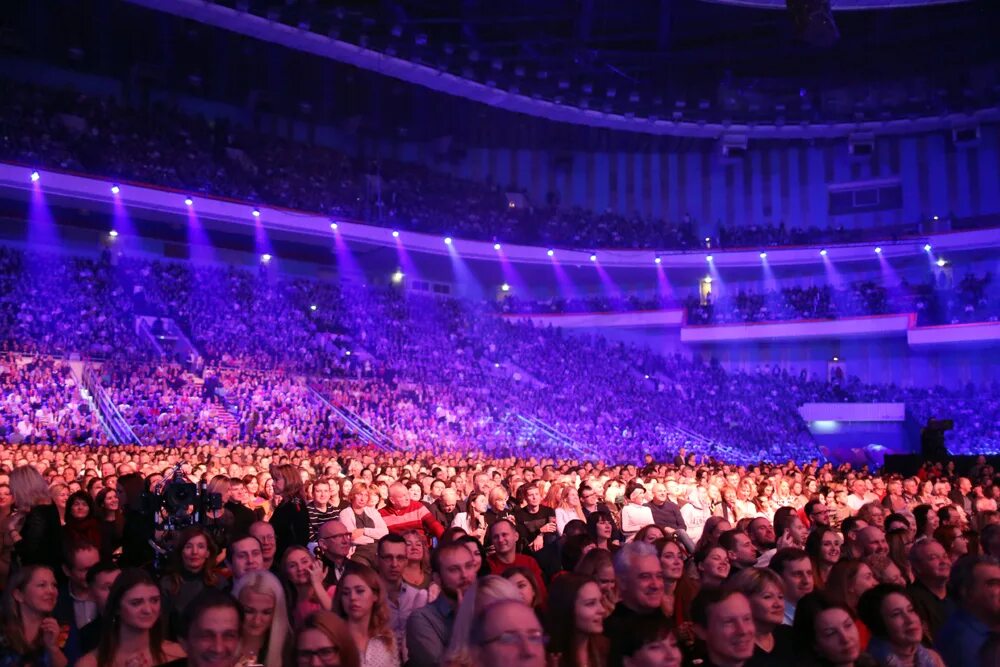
[10,466,63,573]
[268,464,310,562]
[94,488,125,562]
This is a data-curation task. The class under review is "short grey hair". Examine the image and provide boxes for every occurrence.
[613,541,658,579]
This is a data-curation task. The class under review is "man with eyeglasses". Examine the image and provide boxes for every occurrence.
[248,521,277,571]
[469,599,546,667]
[377,533,428,663]
[316,518,353,588]
[580,484,624,544]
[604,542,668,639]
[805,499,832,528]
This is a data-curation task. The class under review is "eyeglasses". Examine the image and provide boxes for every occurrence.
[297,647,340,664]
[319,533,351,541]
[481,630,547,647]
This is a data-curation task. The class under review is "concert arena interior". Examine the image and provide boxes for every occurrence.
[0,1,999,666]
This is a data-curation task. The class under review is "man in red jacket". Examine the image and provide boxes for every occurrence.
[485,519,547,604]
[380,482,445,542]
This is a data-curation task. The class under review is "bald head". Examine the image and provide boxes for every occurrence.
[388,482,410,510]
[441,488,458,511]
[857,526,888,558]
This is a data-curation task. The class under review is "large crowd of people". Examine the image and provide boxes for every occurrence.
[2,244,999,462]
[0,78,975,252]
[0,441,998,667]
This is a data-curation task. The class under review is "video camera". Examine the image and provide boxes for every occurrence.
[141,463,223,568]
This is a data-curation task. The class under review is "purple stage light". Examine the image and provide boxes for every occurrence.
[444,237,453,245]
[759,252,767,259]
[30,171,40,182]
[936,258,947,267]
[706,255,713,262]
[654,256,662,265]
[494,243,502,251]
[330,222,338,230]
[923,243,932,252]
[547,249,554,257]
[108,230,119,238]
[260,253,272,264]
[110,184,120,195]
[184,197,194,206]
[252,208,261,218]
[392,230,400,238]
[501,283,510,292]
[820,249,828,257]
[590,254,597,262]
[874,246,882,254]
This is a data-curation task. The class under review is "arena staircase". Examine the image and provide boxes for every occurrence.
[307,384,395,452]
[135,316,204,369]
[516,414,595,460]
[80,364,143,445]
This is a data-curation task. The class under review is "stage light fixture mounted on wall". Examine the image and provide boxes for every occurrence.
[110,184,120,195]
[30,171,40,182]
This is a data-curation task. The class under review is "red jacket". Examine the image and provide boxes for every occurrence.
[379,500,445,540]
[486,553,548,605]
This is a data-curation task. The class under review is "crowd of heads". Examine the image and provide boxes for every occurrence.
[0,78,972,252]
[0,443,999,667]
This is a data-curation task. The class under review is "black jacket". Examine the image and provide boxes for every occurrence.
[270,498,310,561]
[15,503,63,572]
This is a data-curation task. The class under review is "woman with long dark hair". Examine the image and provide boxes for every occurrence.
[858,584,946,667]
[544,574,608,667]
[94,487,125,561]
[806,525,842,590]
[268,464,310,562]
[76,568,185,667]
[333,563,399,666]
[0,565,68,667]
[159,526,223,636]
[63,490,101,549]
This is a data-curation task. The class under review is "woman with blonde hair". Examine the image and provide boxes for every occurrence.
[233,570,293,667]
[339,482,388,567]
[296,610,361,667]
[269,464,310,561]
[9,465,62,572]
[48,483,69,526]
[555,486,587,535]
[333,563,399,667]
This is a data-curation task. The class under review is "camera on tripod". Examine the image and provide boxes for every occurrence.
[142,463,223,568]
